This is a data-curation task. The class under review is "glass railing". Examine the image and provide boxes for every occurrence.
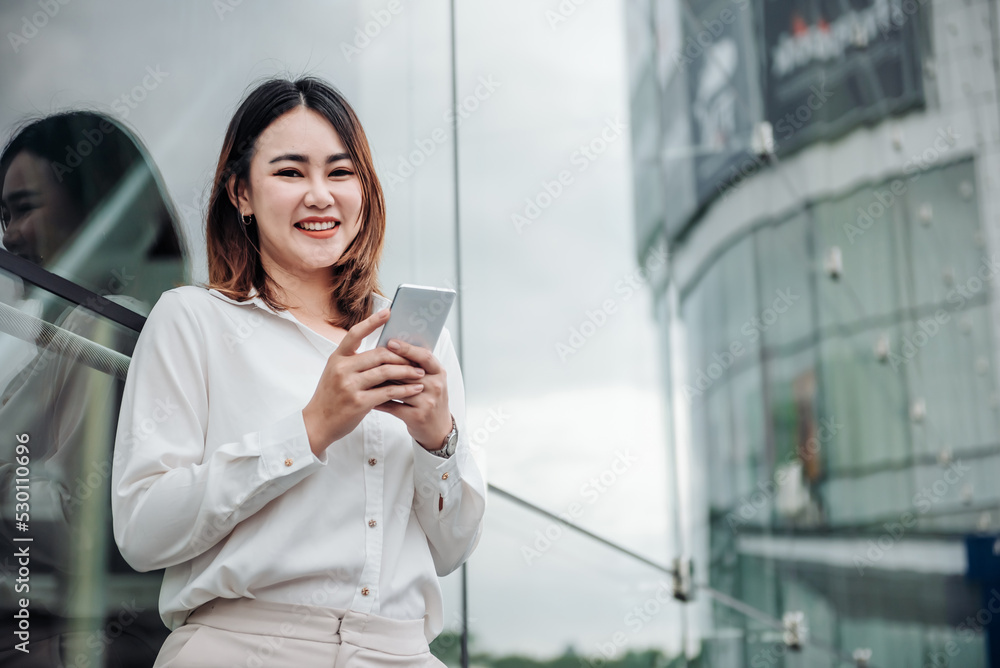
[0,261,166,667]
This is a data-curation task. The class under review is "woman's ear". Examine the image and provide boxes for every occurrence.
[226,173,249,213]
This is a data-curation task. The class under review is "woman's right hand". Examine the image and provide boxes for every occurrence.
[302,308,425,456]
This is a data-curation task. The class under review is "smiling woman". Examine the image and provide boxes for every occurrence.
[205,78,385,332]
[226,105,366,340]
[109,76,486,667]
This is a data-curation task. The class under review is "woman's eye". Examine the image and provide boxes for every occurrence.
[10,203,37,219]
[275,169,352,177]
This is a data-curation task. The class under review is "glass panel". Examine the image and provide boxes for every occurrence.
[680,234,759,398]
[723,237,761,381]
[818,325,910,477]
[0,267,165,667]
[729,364,767,506]
[457,0,671,565]
[755,212,814,350]
[767,348,824,529]
[431,570,464,667]
[815,188,903,331]
[0,113,187,311]
[904,301,1000,461]
[467,493,684,665]
[901,160,984,312]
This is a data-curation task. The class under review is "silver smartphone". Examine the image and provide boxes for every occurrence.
[376,284,456,351]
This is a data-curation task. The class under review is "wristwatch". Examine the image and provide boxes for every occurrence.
[428,414,458,459]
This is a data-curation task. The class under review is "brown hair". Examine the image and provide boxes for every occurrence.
[203,76,385,329]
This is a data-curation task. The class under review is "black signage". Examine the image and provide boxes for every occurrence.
[761,0,925,154]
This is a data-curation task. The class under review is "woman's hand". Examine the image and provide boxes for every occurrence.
[302,309,426,456]
[372,338,452,451]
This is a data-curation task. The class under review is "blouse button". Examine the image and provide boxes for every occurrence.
[361,587,370,596]
[441,472,449,480]
[368,519,377,528]
[368,458,377,466]
[284,458,293,467]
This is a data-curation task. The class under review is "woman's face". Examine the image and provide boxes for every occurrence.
[1,150,83,265]
[235,106,364,283]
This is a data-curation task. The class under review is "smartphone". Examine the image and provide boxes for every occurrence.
[376,284,456,351]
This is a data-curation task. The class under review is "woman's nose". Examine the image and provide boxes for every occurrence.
[303,176,335,208]
[2,220,23,249]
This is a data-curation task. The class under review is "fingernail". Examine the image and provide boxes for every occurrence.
[388,340,400,351]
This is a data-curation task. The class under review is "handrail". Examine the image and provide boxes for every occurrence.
[490,483,877,667]
[0,300,131,380]
[0,249,146,332]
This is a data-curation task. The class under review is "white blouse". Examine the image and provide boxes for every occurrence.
[110,284,486,641]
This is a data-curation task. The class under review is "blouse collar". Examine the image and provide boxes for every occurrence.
[206,285,391,316]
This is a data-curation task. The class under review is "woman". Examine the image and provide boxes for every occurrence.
[111,76,486,667]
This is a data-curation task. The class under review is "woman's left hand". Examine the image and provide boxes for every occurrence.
[372,339,452,450]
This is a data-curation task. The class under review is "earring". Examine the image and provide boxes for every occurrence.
[241,212,255,226]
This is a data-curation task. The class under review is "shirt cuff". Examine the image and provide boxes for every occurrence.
[258,410,328,479]
[412,438,461,495]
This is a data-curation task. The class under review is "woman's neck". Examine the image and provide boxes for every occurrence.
[264,260,339,321]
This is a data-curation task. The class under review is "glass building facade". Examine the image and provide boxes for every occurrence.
[627,0,1000,665]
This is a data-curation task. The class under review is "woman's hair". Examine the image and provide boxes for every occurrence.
[204,76,385,330]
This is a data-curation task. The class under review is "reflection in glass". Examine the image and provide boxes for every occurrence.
[0,111,186,666]
[1,111,184,309]
[676,157,998,665]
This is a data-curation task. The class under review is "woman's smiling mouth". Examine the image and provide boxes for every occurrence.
[294,217,341,238]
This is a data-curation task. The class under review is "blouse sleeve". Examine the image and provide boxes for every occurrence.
[409,326,487,576]
[111,290,328,572]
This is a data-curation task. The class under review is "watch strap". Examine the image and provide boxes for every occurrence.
[429,414,457,459]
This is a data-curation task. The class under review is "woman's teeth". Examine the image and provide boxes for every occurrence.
[296,221,339,231]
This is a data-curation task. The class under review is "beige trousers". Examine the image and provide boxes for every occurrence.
[151,597,447,667]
